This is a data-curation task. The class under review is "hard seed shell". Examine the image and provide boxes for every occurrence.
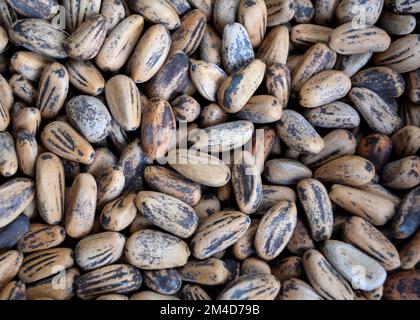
[299,70,351,108]
[41,121,95,164]
[17,224,66,253]
[335,0,383,25]
[26,267,79,300]
[10,19,69,59]
[0,250,24,288]
[66,60,105,96]
[374,34,420,73]
[264,159,312,186]
[231,163,263,214]
[297,179,333,242]
[399,231,420,269]
[6,0,58,21]
[190,59,227,102]
[0,214,29,250]
[0,74,14,111]
[257,26,289,66]
[0,131,18,177]
[171,9,206,55]
[75,264,142,300]
[199,24,222,66]
[276,109,324,155]
[18,247,74,284]
[16,129,37,177]
[290,24,331,47]
[217,273,280,300]
[128,0,180,30]
[125,229,190,269]
[66,95,112,143]
[265,0,295,26]
[178,258,229,285]
[168,149,231,187]
[383,270,420,300]
[65,173,97,239]
[96,15,144,72]
[140,98,175,160]
[145,51,190,101]
[335,51,373,77]
[279,278,323,300]
[135,191,198,238]
[0,178,34,228]
[342,216,401,270]
[265,63,291,108]
[221,22,254,75]
[96,165,125,208]
[351,66,405,98]
[391,186,420,239]
[191,210,251,260]
[392,126,420,158]
[237,0,267,49]
[36,153,65,225]
[257,185,297,215]
[10,51,51,81]
[0,281,26,300]
[64,14,107,60]
[8,74,36,105]
[407,69,420,103]
[304,102,360,129]
[357,133,392,172]
[241,257,271,275]
[144,166,201,206]
[167,0,192,15]
[100,194,137,232]
[329,23,391,55]
[381,156,420,189]
[322,240,387,291]
[171,94,201,122]
[190,120,254,152]
[63,0,102,33]
[0,98,9,132]
[236,95,283,123]
[129,24,171,83]
[105,75,141,131]
[143,268,182,295]
[301,129,357,167]
[213,0,240,34]
[231,219,259,260]
[37,62,69,120]
[314,155,375,187]
[100,0,125,32]
[302,249,354,300]
[330,184,396,226]
[75,231,125,271]
[254,201,297,260]
[271,256,302,282]
[12,107,40,137]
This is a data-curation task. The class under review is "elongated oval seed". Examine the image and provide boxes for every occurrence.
[168,149,231,187]
[0,178,35,228]
[0,131,18,177]
[96,15,144,72]
[217,273,280,300]
[297,179,333,242]
[0,250,23,288]
[65,14,107,60]
[7,0,59,19]
[279,278,323,300]
[257,26,289,66]
[299,70,351,108]
[128,0,180,30]
[10,19,69,58]
[255,201,297,260]
[105,75,141,131]
[391,186,420,239]
[10,51,51,81]
[178,258,229,285]
[264,159,312,185]
[304,102,360,129]
[303,249,354,300]
[65,173,97,239]
[276,109,324,155]
[66,60,105,96]
[190,59,227,102]
[125,229,190,269]
[36,153,65,225]
[329,184,396,226]
[17,224,66,253]
[41,121,95,164]
[236,95,283,124]
[75,264,142,300]
[314,155,375,187]
[217,59,266,113]
[135,191,198,238]
[237,0,267,49]
[75,231,125,271]
[191,211,251,259]
[342,216,401,270]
